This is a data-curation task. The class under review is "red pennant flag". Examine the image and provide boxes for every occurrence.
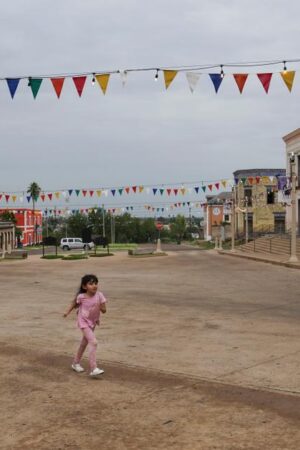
[248,177,254,185]
[255,176,261,184]
[48,193,53,200]
[167,188,172,196]
[233,74,248,94]
[257,73,272,93]
[0,194,2,200]
[72,76,87,97]
[215,183,220,190]
[89,190,94,197]
[5,194,10,202]
[82,190,87,197]
[125,187,130,194]
[208,184,213,191]
[51,78,65,98]
[132,186,137,193]
[173,188,178,196]
[41,194,45,201]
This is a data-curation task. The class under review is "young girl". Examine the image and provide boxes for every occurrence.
[64,274,107,376]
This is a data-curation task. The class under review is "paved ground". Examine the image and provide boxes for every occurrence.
[0,250,300,449]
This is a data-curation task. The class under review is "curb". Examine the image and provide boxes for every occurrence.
[218,250,300,270]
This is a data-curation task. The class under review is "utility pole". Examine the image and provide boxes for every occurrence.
[245,196,249,244]
[231,186,236,252]
[102,204,106,237]
[289,153,298,262]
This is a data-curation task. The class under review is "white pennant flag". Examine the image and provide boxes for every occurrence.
[186,72,200,93]
[119,70,128,87]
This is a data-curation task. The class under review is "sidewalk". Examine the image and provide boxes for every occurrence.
[218,249,300,269]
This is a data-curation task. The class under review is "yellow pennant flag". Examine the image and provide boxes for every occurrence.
[261,176,270,185]
[221,180,227,188]
[163,70,178,89]
[280,71,295,92]
[139,186,144,193]
[180,188,186,195]
[12,195,17,202]
[96,74,110,95]
[55,192,60,199]
[96,190,102,197]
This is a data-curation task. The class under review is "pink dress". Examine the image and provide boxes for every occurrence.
[76,292,107,329]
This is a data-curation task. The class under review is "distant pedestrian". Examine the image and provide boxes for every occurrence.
[63,274,107,377]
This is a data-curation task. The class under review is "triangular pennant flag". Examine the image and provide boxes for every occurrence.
[160,188,164,195]
[215,183,220,190]
[221,180,227,188]
[89,190,94,197]
[48,193,53,200]
[72,76,87,97]
[27,195,31,203]
[75,190,80,196]
[167,188,172,196]
[118,188,123,195]
[139,186,144,193]
[209,74,223,93]
[96,190,102,197]
[248,177,254,185]
[0,194,2,201]
[5,195,10,202]
[257,73,272,93]
[51,78,65,98]
[111,189,116,196]
[241,178,247,185]
[163,70,178,89]
[30,78,43,99]
[208,184,213,191]
[233,74,248,94]
[173,188,178,196]
[280,71,295,92]
[40,194,45,202]
[185,72,200,93]
[95,74,110,95]
[153,188,157,195]
[68,189,73,196]
[125,187,130,194]
[194,187,199,194]
[180,188,186,195]
[201,186,206,192]
[82,190,87,197]
[132,186,137,193]
[55,192,60,199]
[6,78,20,99]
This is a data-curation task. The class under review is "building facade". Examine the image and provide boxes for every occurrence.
[203,192,232,240]
[233,169,286,235]
[0,222,15,257]
[0,208,43,246]
[282,128,300,233]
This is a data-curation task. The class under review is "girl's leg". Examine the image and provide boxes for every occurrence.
[82,327,98,370]
[73,331,88,365]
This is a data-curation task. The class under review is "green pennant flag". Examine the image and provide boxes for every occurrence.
[201,186,206,192]
[118,188,123,195]
[159,189,164,195]
[75,190,80,196]
[241,177,247,185]
[30,78,43,99]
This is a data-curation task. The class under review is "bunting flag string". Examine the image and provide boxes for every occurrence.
[2,58,300,99]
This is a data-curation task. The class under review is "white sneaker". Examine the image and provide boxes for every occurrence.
[90,367,104,376]
[71,363,85,373]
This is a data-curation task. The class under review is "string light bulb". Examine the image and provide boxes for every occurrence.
[283,61,287,74]
[92,73,96,85]
[220,65,225,78]
[154,69,159,81]
[28,77,32,87]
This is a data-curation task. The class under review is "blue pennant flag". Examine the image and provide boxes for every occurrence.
[209,74,223,93]
[68,189,73,196]
[194,187,199,194]
[6,78,20,99]
[153,188,157,195]
[26,195,31,203]
[111,189,116,196]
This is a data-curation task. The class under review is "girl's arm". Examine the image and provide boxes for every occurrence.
[100,303,106,314]
[63,297,77,318]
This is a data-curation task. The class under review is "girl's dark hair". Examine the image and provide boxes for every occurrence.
[77,274,99,294]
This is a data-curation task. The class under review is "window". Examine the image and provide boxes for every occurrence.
[244,188,252,206]
[267,187,275,204]
[224,214,230,222]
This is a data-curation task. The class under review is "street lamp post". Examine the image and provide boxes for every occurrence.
[245,196,249,244]
[289,153,298,263]
[231,186,236,252]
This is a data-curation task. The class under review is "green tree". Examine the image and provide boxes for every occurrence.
[170,215,186,243]
[66,212,89,237]
[27,181,42,244]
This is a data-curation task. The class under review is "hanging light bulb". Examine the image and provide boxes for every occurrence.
[283,61,287,74]
[28,77,32,87]
[220,65,225,78]
[154,69,159,81]
[92,73,96,85]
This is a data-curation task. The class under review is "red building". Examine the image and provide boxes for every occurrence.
[0,208,43,246]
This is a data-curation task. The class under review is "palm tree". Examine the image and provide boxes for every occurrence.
[27,182,41,245]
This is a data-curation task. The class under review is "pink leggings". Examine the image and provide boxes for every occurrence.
[74,327,97,370]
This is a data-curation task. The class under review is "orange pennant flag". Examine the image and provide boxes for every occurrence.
[96,74,110,95]
[233,74,248,94]
[280,71,295,92]
[163,70,178,89]
[51,78,65,98]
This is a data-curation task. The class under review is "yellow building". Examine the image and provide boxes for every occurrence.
[233,169,286,236]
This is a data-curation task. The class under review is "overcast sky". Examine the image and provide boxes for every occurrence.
[1,0,300,210]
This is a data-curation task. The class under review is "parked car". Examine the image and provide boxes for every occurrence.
[60,237,95,251]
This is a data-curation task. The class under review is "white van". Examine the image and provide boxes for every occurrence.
[60,238,94,251]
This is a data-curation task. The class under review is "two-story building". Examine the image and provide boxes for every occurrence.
[0,208,43,246]
[203,192,232,240]
[233,168,286,236]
